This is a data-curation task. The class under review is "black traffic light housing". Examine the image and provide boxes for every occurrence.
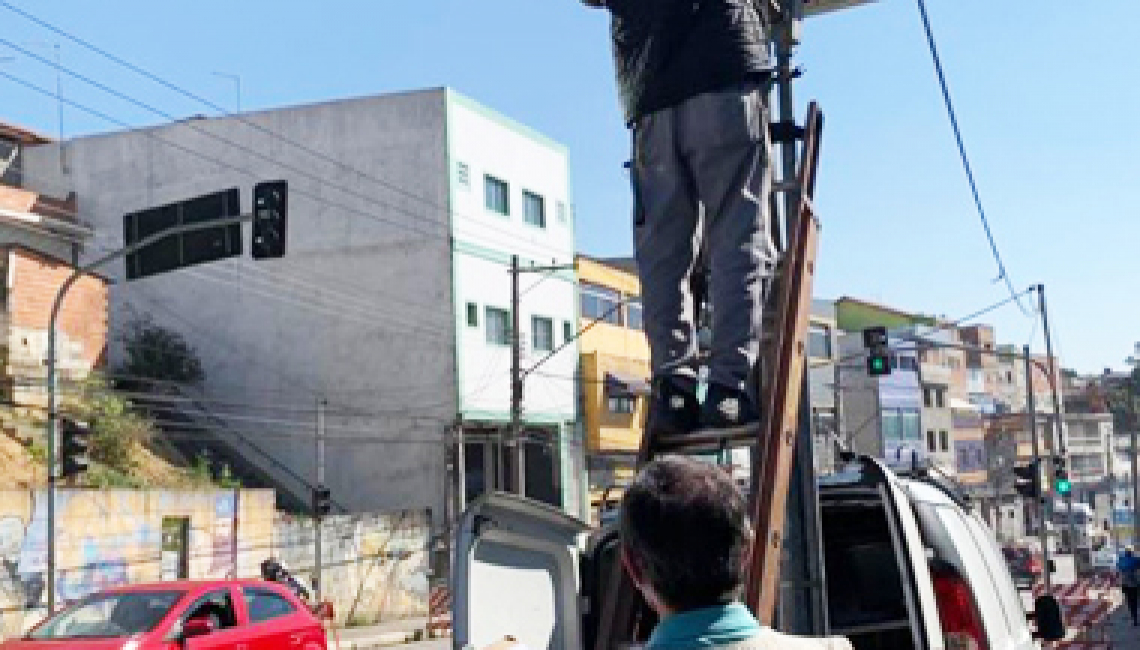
[313,484,332,517]
[863,326,892,376]
[1053,456,1072,495]
[60,418,92,479]
[1013,459,1042,498]
[252,180,288,259]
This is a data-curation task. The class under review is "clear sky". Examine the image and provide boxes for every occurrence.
[3,0,1137,374]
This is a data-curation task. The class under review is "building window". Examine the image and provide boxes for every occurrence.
[927,431,937,452]
[901,410,921,442]
[485,307,511,346]
[939,430,949,451]
[564,320,574,344]
[532,316,554,352]
[899,355,918,372]
[882,410,902,441]
[523,191,546,228]
[608,396,635,414]
[556,201,568,223]
[466,302,478,327]
[581,282,623,326]
[923,388,933,408]
[809,324,832,359]
[626,299,643,331]
[456,162,471,189]
[485,175,509,216]
[935,389,945,408]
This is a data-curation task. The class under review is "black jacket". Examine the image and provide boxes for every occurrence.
[606,0,771,125]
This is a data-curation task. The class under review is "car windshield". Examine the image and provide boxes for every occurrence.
[28,590,185,639]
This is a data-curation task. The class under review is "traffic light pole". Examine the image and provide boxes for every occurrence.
[1025,345,1051,593]
[45,215,248,612]
[314,398,326,600]
[1036,285,1076,560]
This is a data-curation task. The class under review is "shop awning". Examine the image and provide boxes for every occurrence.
[605,371,650,397]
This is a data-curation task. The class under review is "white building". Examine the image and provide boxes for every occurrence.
[19,88,584,532]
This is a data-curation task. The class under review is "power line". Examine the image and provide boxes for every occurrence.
[0,25,572,259]
[912,0,1032,316]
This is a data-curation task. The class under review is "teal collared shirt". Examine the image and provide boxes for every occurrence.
[647,602,763,650]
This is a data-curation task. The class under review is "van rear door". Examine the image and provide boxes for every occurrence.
[819,458,941,650]
[452,493,591,650]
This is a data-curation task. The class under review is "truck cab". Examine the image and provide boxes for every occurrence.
[451,457,1062,650]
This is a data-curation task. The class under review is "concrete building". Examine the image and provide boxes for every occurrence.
[915,329,954,473]
[18,89,582,532]
[573,256,648,515]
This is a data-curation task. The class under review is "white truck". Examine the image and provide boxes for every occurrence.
[451,456,1064,650]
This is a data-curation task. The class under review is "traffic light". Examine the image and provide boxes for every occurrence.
[863,326,892,376]
[60,419,92,479]
[1013,460,1042,498]
[313,484,332,517]
[252,180,288,259]
[1053,456,1072,495]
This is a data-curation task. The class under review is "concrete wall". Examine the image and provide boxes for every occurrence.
[22,90,457,519]
[272,510,429,627]
[0,489,275,639]
[0,490,428,638]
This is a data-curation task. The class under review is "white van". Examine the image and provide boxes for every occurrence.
[451,456,1063,650]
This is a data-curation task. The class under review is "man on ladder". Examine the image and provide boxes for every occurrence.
[582,0,776,439]
[583,0,838,647]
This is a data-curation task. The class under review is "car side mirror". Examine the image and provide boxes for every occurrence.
[182,616,215,640]
[1032,595,1064,641]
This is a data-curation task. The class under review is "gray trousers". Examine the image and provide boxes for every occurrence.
[632,83,776,395]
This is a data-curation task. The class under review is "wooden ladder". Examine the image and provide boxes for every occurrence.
[595,102,824,648]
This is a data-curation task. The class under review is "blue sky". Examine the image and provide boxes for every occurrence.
[2,0,1137,373]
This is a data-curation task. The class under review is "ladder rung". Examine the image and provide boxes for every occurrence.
[654,427,760,454]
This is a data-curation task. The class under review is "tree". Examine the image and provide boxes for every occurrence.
[117,315,205,385]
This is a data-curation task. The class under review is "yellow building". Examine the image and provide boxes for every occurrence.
[575,256,650,514]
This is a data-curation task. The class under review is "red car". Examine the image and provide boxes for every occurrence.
[2,579,327,650]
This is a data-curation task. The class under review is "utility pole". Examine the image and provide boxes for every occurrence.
[510,255,523,495]
[506,258,576,497]
[1036,285,1076,561]
[314,398,326,600]
[1025,345,1051,592]
[1127,357,1140,547]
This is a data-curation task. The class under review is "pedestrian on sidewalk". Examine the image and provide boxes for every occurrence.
[583,0,777,437]
[619,456,852,649]
[1120,546,1140,626]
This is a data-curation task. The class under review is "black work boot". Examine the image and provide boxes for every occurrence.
[645,376,700,438]
[700,382,761,434]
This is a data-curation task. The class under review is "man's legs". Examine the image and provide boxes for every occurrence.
[678,83,776,424]
[633,106,703,435]
[1126,586,1139,624]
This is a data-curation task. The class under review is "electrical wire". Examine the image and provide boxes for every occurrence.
[913,0,1032,316]
[0,29,574,260]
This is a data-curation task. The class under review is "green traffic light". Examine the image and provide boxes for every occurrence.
[1055,479,1072,495]
[872,358,885,371]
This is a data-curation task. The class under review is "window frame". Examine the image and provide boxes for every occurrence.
[466,302,479,328]
[607,396,636,414]
[484,174,510,216]
[485,306,511,346]
[522,190,546,228]
[531,315,555,352]
[580,282,624,326]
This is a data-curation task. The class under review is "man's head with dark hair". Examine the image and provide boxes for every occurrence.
[619,455,753,614]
